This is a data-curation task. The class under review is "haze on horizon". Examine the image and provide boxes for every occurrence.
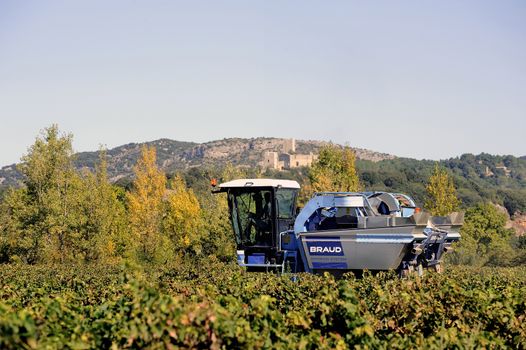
[0,0,525,166]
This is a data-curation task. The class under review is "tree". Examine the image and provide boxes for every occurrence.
[198,165,239,260]
[424,163,461,216]
[221,162,246,182]
[448,203,516,266]
[12,125,85,263]
[79,150,128,262]
[127,146,168,263]
[19,125,75,207]
[1,126,129,264]
[502,189,526,216]
[308,145,361,193]
[163,175,204,255]
[0,187,34,263]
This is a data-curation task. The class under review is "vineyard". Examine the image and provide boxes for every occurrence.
[1,262,525,349]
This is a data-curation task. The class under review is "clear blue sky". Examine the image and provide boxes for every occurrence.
[1,0,525,165]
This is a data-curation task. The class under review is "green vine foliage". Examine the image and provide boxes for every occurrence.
[0,263,525,349]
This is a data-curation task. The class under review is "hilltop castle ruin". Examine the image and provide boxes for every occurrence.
[260,139,318,170]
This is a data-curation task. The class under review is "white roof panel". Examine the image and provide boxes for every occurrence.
[219,178,300,189]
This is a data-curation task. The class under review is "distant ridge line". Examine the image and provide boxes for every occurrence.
[0,137,394,187]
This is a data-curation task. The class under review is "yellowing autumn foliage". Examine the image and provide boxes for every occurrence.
[424,163,461,216]
[163,175,203,254]
[308,145,361,193]
[127,146,168,262]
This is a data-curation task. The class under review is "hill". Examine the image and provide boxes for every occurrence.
[0,137,393,187]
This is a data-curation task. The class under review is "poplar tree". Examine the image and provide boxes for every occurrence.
[80,150,128,262]
[16,125,84,263]
[163,175,203,254]
[127,146,167,262]
[424,163,461,216]
[308,145,361,193]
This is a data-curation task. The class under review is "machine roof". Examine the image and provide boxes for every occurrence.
[219,178,300,189]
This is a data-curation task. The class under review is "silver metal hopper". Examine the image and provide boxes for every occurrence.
[295,193,462,272]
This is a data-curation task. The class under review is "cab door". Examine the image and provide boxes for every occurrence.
[275,188,298,234]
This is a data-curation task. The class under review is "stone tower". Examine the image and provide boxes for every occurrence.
[262,151,279,169]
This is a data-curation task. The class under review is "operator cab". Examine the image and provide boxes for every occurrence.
[215,179,300,270]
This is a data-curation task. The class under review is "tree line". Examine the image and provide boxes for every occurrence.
[0,126,236,264]
[0,125,524,267]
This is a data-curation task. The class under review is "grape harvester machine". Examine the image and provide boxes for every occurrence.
[213,179,462,275]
